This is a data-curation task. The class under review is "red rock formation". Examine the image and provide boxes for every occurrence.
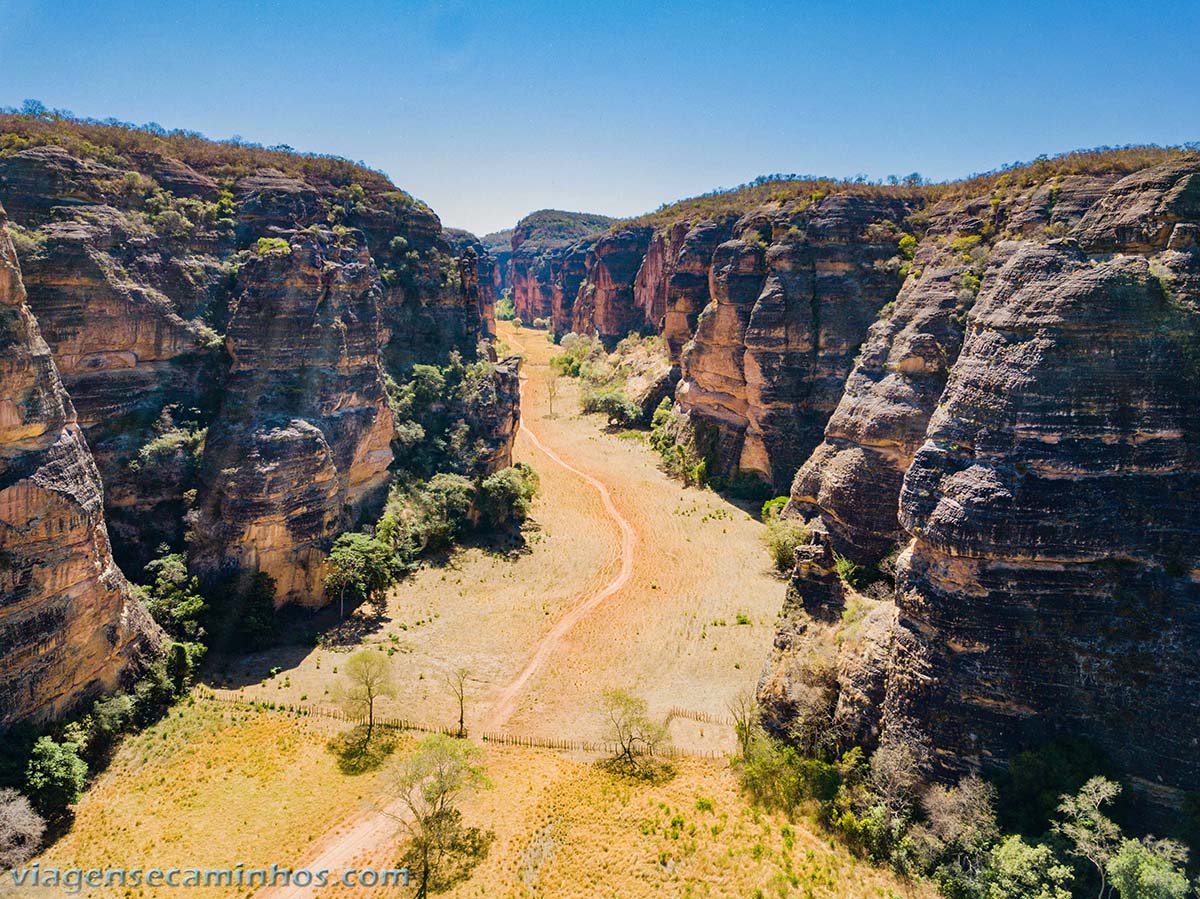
[189,229,394,606]
[570,227,653,345]
[0,203,159,724]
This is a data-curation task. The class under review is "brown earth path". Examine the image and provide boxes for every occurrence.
[257,327,641,898]
[476,327,637,733]
[256,323,783,897]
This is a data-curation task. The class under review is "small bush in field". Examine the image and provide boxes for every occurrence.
[763,520,810,572]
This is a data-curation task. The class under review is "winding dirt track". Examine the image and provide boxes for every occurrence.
[477,331,636,732]
[257,330,636,898]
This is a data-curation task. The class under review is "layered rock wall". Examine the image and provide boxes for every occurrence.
[761,157,1200,812]
[188,230,394,606]
[0,203,159,724]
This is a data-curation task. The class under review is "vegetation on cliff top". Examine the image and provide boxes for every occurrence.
[620,145,1199,231]
[512,208,616,248]
[0,102,406,195]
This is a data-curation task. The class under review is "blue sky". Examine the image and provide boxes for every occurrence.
[2,0,1197,234]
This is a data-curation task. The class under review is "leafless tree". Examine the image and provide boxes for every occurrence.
[445,667,471,738]
[546,369,560,418]
[0,788,45,870]
[601,689,670,776]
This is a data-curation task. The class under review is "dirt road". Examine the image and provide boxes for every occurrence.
[255,322,783,897]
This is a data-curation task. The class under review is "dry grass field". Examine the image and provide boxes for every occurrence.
[12,320,931,898]
[212,320,785,751]
[18,700,930,899]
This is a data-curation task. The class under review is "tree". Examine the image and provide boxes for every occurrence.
[1054,776,1123,899]
[387,734,493,898]
[727,688,759,761]
[165,642,193,695]
[912,774,1000,889]
[139,553,207,641]
[0,788,45,870]
[326,533,403,618]
[869,719,932,820]
[334,651,396,741]
[1107,838,1190,899]
[477,464,538,529]
[980,835,1074,899]
[24,738,87,818]
[763,519,809,573]
[580,386,639,426]
[546,369,559,417]
[445,668,470,739]
[600,689,670,777]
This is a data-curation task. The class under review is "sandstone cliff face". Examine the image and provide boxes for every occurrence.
[0,204,159,724]
[784,175,1123,563]
[658,220,731,362]
[762,156,1200,811]
[570,226,653,345]
[674,197,914,492]
[886,210,1200,805]
[189,229,394,606]
[0,126,503,593]
[506,209,615,327]
[14,206,226,568]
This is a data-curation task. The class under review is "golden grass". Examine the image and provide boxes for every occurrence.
[34,702,929,899]
[30,700,396,899]
[438,748,935,899]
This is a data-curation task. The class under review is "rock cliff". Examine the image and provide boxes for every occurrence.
[188,229,395,606]
[0,203,159,724]
[760,152,1200,812]
[507,209,614,326]
[0,115,510,604]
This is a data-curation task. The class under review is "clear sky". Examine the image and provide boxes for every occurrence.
[2,0,1197,234]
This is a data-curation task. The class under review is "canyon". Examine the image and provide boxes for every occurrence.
[0,110,1196,829]
[494,150,1200,813]
[0,117,518,719]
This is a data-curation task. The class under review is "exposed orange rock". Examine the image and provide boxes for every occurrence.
[0,203,159,724]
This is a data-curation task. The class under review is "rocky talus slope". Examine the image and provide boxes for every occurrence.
[0,117,515,612]
[0,203,159,724]
[760,154,1200,813]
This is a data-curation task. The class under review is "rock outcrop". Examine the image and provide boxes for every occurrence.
[188,229,394,606]
[0,117,508,602]
[761,154,1200,813]
[671,197,915,492]
[507,209,614,325]
[0,203,159,724]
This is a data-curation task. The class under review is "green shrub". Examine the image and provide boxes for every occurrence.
[833,553,865,588]
[325,532,406,615]
[763,520,810,572]
[761,496,789,522]
[477,463,539,528]
[136,553,207,641]
[253,236,291,256]
[580,386,639,426]
[550,333,605,378]
[25,738,86,818]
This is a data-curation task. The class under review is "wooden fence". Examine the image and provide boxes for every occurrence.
[196,690,728,759]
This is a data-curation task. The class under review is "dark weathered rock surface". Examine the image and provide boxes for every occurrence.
[0,203,159,724]
[188,229,394,606]
[0,120,506,590]
[760,155,1200,813]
